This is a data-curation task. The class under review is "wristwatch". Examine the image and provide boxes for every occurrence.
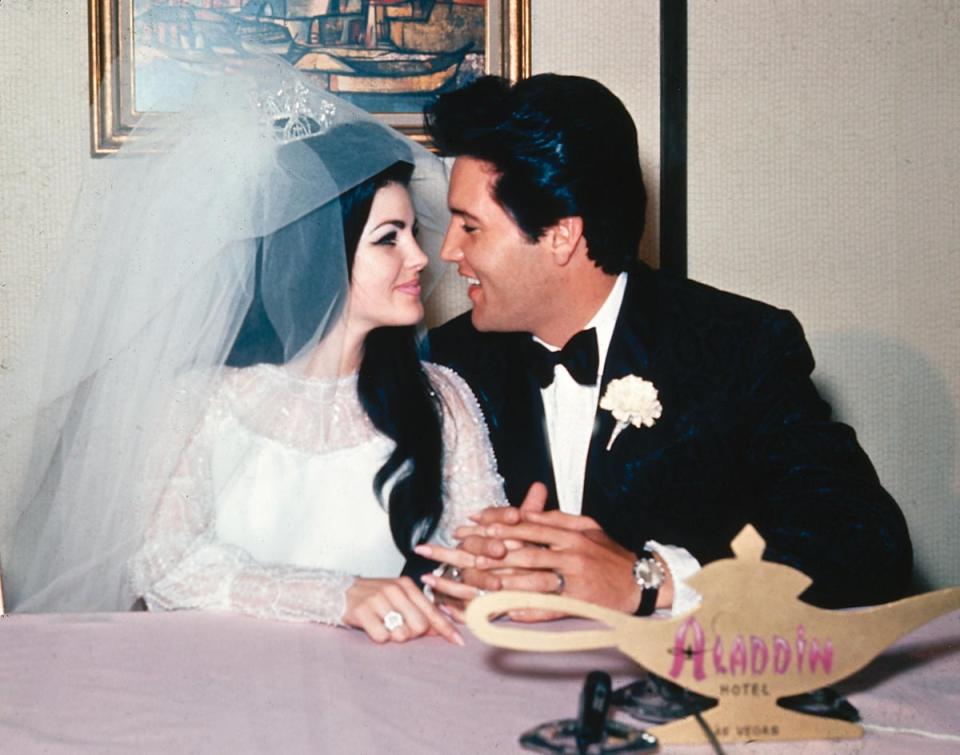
[632,551,665,616]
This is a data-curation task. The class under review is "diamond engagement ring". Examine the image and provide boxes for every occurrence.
[552,571,566,595]
[383,610,404,632]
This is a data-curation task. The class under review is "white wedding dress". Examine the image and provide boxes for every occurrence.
[129,362,506,625]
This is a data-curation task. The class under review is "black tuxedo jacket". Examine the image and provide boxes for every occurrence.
[428,264,912,608]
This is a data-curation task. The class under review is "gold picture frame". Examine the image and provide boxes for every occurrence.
[88,0,531,156]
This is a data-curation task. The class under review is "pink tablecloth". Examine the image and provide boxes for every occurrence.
[1,609,958,753]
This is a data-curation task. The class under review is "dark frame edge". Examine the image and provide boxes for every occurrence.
[659,0,688,277]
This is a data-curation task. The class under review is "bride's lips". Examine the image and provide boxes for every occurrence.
[395,279,421,296]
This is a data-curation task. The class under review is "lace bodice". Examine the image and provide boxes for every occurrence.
[129,362,506,625]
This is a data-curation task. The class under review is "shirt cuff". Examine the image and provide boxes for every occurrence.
[645,539,702,617]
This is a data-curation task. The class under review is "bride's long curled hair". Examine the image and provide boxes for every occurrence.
[225,154,444,560]
[345,162,445,559]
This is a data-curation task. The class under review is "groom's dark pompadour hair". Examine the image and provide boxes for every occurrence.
[425,73,646,274]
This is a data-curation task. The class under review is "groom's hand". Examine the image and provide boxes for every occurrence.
[420,513,643,622]
[452,485,639,614]
[486,511,676,616]
[413,483,549,616]
[455,510,675,619]
[455,482,550,565]
[473,512,642,614]
[416,482,550,585]
[416,483,675,622]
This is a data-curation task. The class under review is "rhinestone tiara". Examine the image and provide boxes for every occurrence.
[255,79,337,144]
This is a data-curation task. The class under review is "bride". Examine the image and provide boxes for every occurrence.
[0,61,505,644]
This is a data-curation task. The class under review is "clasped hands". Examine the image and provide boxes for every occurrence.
[414,483,670,623]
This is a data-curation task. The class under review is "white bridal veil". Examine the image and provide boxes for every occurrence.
[0,58,449,612]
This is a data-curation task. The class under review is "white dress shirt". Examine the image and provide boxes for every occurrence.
[536,273,701,615]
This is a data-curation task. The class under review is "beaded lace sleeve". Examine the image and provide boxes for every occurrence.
[425,363,508,546]
[128,380,354,626]
[131,365,506,622]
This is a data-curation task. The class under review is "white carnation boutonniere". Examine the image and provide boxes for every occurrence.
[599,375,662,450]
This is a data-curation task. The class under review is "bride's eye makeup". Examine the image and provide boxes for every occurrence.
[373,229,399,246]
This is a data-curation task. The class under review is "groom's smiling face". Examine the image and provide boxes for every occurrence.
[441,156,554,334]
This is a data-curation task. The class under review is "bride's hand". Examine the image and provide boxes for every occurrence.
[343,576,465,646]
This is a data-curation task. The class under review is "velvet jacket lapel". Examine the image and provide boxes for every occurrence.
[497,268,660,518]
[582,267,659,531]
[494,336,561,510]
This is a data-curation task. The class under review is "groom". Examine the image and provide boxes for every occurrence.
[416,74,912,615]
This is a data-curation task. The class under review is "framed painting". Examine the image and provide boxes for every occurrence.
[88,0,531,155]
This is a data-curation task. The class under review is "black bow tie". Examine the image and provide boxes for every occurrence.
[526,328,599,388]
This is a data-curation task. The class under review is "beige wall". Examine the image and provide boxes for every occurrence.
[1,1,93,370]
[687,0,960,589]
[1,1,957,586]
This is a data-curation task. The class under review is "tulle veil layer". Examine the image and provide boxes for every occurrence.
[0,57,450,612]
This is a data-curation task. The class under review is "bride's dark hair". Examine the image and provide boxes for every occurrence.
[226,148,443,560]
[343,162,445,559]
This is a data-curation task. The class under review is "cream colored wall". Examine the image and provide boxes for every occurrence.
[687,0,959,589]
[0,1,93,371]
[1,1,957,587]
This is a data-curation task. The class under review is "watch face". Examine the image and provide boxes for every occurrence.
[633,559,664,589]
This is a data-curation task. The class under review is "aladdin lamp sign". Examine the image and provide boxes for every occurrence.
[465,525,960,745]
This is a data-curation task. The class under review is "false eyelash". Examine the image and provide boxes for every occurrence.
[374,231,398,245]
